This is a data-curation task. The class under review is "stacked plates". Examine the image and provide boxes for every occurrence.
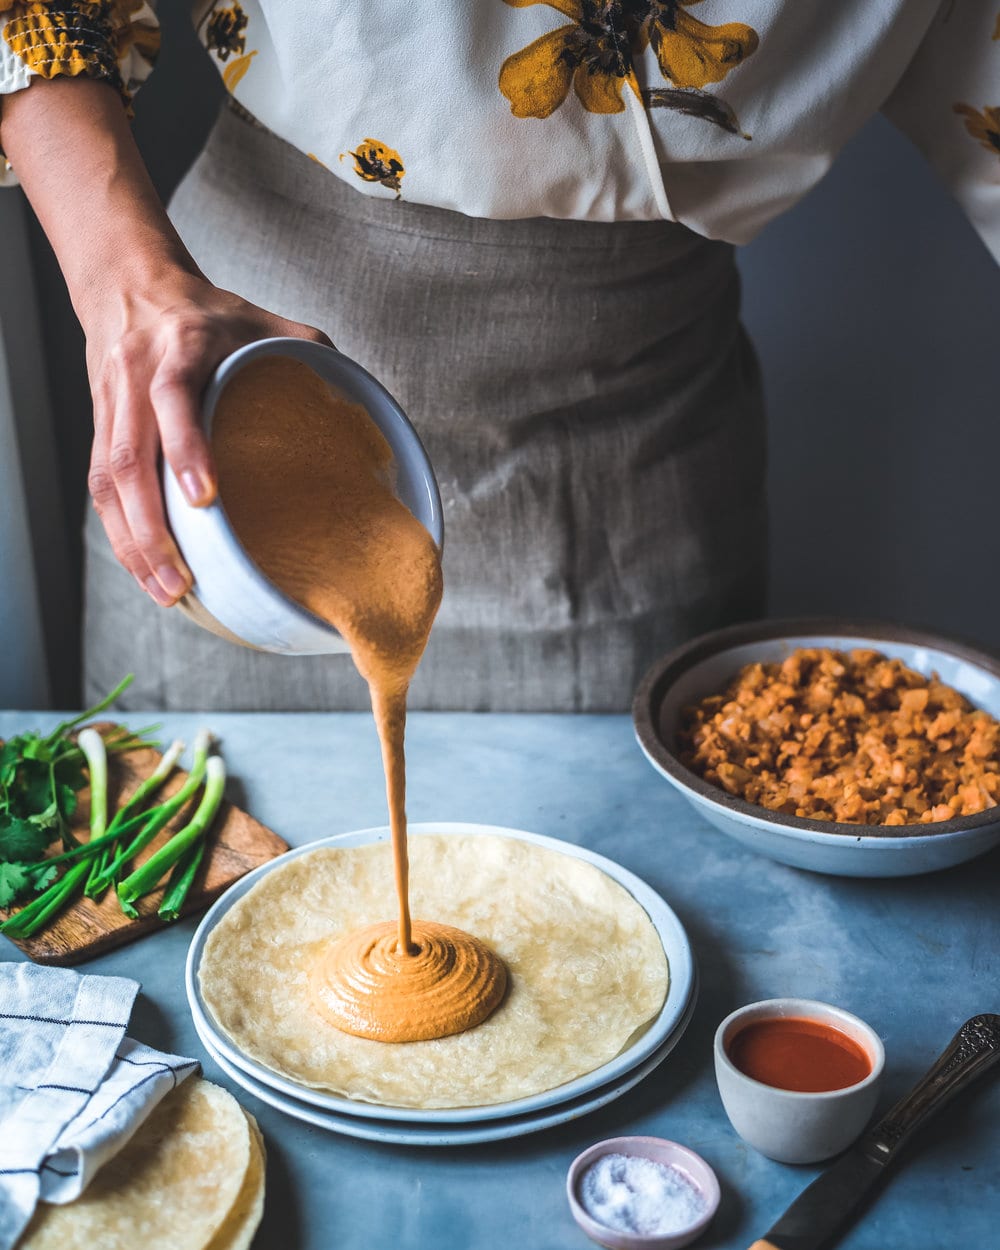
[185,823,697,1146]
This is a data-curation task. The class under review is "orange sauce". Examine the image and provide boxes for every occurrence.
[212,355,507,1043]
[727,1017,871,1092]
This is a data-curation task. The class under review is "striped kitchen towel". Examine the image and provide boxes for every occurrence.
[0,963,198,1249]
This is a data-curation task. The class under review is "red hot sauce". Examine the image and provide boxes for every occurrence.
[727,1016,872,1093]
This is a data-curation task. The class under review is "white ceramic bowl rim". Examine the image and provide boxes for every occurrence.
[169,336,444,646]
[633,616,1000,842]
[713,996,886,1100]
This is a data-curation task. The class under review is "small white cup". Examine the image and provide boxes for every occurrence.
[714,998,884,1165]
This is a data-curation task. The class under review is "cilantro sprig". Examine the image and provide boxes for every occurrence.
[0,677,147,882]
[0,678,226,939]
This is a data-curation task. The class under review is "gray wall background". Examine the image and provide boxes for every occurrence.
[27,7,1000,705]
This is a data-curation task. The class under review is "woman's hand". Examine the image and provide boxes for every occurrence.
[81,274,331,605]
[1,77,331,606]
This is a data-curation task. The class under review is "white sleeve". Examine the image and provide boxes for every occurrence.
[882,1,1000,262]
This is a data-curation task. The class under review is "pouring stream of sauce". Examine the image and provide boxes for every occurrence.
[212,356,506,1041]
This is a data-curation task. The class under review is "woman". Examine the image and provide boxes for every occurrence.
[0,2,996,711]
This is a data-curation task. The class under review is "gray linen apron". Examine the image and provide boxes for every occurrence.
[83,104,767,712]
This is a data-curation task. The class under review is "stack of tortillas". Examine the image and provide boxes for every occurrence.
[18,1079,264,1250]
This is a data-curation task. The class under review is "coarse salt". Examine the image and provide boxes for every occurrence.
[579,1152,707,1236]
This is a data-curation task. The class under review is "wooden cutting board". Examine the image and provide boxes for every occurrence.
[4,724,288,966]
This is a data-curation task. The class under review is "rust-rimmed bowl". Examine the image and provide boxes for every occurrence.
[566,1136,720,1250]
[632,618,1000,877]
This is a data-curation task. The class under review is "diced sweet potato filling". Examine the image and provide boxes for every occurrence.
[678,648,1000,825]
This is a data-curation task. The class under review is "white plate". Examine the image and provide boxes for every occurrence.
[186,823,695,1123]
[195,972,698,1146]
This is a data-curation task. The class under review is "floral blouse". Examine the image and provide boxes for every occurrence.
[0,1,997,259]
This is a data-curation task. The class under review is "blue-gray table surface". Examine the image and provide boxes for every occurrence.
[2,711,997,1250]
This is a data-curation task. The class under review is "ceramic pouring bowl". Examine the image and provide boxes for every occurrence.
[714,998,885,1165]
[163,337,443,655]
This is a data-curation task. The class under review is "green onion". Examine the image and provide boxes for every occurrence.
[76,729,108,842]
[43,675,134,748]
[0,712,224,940]
[157,840,207,922]
[84,851,105,897]
[49,727,160,770]
[83,738,184,899]
[104,724,163,754]
[88,799,189,898]
[90,732,211,897]
[0,860,90,939]
[118,893,139,921]
[119,738,184,818]
[77,728,110,899]
[41,806,163,868]
[118,756,226,908]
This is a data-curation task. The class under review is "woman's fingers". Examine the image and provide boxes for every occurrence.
[112,362,194,604]
[88,440,167,602]
[149,323,219,508]
[270,314,335,351]
[85,289,338,608]
[298,323,336,350]
[87,370,163,599]
[88,331,194,607]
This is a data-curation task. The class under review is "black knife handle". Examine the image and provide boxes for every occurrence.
[860,1013,1000,1163]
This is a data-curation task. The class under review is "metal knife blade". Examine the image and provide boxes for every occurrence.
[751,1147,885,1250]
[747,1014,1000,1250]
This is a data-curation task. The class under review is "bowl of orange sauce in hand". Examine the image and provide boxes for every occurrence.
[163,336,443,655]
[714,997,885,1164]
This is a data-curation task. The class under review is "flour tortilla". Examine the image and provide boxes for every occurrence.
[206,1115,266,1250]
[199,833,669,1109]
[19,1079,262,1250]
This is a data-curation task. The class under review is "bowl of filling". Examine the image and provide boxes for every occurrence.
[632,618,1000,877]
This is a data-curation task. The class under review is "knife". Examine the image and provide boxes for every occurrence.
[748,1013,1000,1250]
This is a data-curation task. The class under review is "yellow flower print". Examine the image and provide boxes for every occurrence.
[3,2,109,78]
[500,0,757,127]
[634,0,758,91]
[500,0,640,118]
[954,103,1000,158]
[205,4,247,61]
[342,140,405,197]
[222,49,256,91]
[197,3,255,93]
[108,0,160,73]
[2,2,159,105]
